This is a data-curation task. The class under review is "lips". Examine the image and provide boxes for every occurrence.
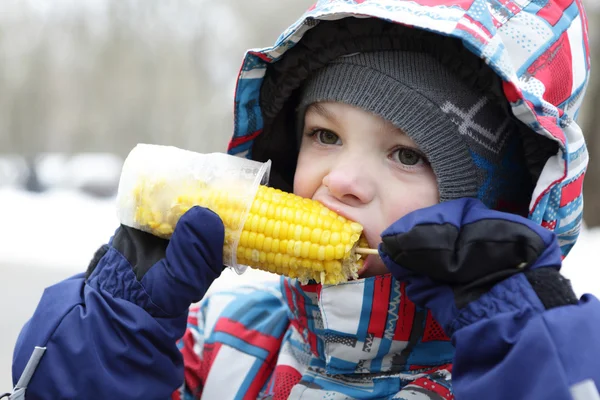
[314,197,355,222]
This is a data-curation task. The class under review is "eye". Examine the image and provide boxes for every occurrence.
[392,147,427,166]
[312,129,341,145]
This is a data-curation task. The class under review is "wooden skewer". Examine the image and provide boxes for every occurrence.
[355,247,379,255]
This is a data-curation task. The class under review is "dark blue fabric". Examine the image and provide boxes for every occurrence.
[381,198,600,398]
[12,206,225,399]
[382,198,557,251]
[452,293,600,399]
[380,198,562,332]
[139,206,225,316]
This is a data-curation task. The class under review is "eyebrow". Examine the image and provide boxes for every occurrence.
[306,103,338,124]
[306,102,409,138]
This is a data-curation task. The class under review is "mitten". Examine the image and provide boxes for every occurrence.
[380,198,578,335]
[86,206,225,316]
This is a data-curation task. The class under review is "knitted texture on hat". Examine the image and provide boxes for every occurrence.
[296,51,532,213]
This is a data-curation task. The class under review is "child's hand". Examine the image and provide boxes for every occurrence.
[379,198,578,335]
[86,206,225,317]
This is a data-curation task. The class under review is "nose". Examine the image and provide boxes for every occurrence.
[322,158,376,206]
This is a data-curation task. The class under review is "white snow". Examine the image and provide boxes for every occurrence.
[0,156,29,187]
[0,187,278,294]
[0,187,597,296]
[0,187,118,269]
[34,152,123,193]
[557,227,600,298]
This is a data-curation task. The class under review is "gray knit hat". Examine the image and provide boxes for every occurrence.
[296,50,532,212]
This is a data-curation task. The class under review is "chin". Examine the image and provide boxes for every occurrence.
[357,255,390,279]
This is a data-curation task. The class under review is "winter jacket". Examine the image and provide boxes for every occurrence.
[10,0,600,399]
[174,276,455,399]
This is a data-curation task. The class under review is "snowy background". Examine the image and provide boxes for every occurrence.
[2,0,600,393]
[1,187,599,390]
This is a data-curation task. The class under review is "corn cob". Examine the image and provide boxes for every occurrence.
[132,179,368,284]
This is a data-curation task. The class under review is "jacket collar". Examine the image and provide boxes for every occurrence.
[281,274,455,375]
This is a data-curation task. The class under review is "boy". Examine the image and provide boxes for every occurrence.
[10,1,600,399]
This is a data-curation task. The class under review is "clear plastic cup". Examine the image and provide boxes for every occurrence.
[116,143,271,274]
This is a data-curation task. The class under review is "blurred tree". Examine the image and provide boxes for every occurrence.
[0,0,313,157]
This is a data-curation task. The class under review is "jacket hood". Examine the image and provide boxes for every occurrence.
[227,0,591,257]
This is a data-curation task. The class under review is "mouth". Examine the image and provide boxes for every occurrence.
[355,235,383,278]
[357,255,371,277]
[315,197,354,222]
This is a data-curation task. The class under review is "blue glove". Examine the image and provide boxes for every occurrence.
[379,198,578,335]
[85,206,225,316]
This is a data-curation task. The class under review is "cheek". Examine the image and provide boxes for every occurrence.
[382,171,439,226]
[293,149,323,198]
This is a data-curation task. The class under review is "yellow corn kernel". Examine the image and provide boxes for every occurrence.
[133,183,366,284]
[263,237,273,253]
[248,232,257,249]
[310,228,323,244]
[320,230,331,246]
[309,243,319,259]
[265,219,275,237]
[330,232,341,246]
[335,244,345,259]
[256,233,265,251]
[301,242,310,259]
[301,226,311,242]
[325,245,335,261]
[271,238,280,253]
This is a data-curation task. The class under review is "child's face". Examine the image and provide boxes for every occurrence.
[294,102,439,278]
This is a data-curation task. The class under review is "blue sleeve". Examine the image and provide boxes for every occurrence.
[11,248,188,400]
[451,273,600,399]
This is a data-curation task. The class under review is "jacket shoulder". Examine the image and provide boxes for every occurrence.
[178,281,291,398]
[191,281,290,341]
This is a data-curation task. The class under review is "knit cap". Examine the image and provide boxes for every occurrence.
[295,50,533,214]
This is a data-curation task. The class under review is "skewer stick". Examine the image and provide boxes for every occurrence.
[355,247,379,255]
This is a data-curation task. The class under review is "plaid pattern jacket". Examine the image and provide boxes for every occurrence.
[174,276,454,399]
